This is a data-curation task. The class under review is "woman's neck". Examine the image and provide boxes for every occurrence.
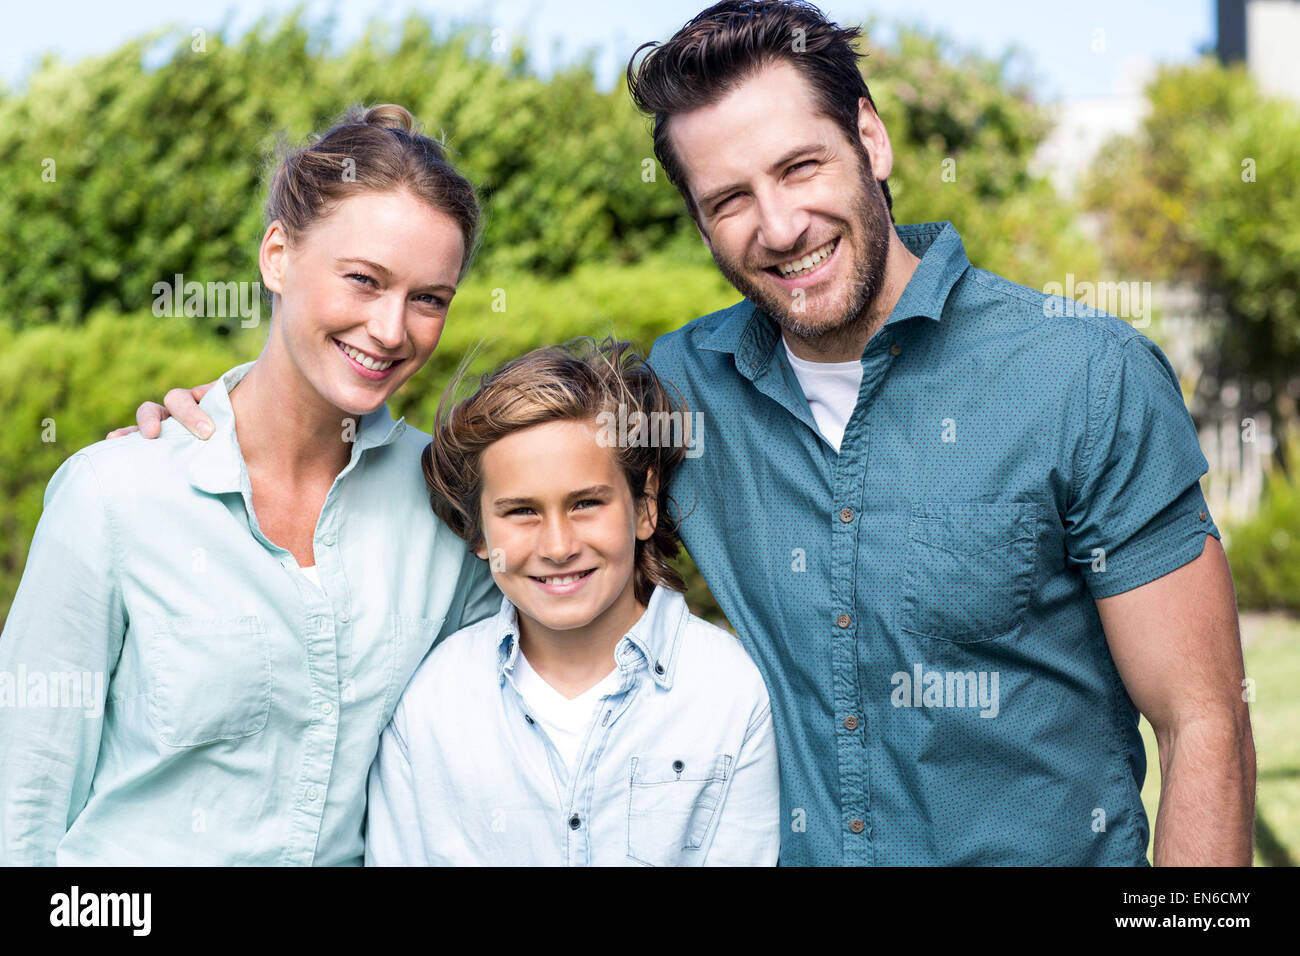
[229,344,353,481]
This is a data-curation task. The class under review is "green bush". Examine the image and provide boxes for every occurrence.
[1225,442,1300,613]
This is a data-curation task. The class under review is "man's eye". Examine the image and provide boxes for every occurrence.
[789,160,817,175]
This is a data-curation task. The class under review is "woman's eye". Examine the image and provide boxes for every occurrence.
[415,293,448,307]
[347,273,376,286]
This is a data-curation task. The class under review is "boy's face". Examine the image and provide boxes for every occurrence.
[668,59,893,345]
[475,419,657,641]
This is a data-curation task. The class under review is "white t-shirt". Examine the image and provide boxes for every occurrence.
[298,564,323,592]
[782,337,864,452]
[512,650,621,771]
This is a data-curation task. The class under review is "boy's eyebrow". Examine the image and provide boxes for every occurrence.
[492,485,617,509]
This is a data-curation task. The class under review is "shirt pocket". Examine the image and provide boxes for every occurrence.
[626,753,733,867]
[900,501,1037,644]
[147,616,271,748]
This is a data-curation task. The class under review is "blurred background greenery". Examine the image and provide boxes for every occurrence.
[0,10,1296,864]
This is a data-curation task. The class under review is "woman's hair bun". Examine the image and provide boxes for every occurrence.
[359,103,416,133]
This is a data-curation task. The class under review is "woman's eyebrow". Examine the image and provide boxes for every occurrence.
[337,256,456,293]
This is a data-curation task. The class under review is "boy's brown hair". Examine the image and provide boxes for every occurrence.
[422,337,689,605]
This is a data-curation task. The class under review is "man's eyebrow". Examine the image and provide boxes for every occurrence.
[336,257,457,294]
[696,143,827,211]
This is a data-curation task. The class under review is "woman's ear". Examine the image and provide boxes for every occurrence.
[636,469,659,542]
[259,220,288,296]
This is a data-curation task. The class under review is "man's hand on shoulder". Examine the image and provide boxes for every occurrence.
[105,383,217,440]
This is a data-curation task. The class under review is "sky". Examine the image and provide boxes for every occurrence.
[2,0,1215,102]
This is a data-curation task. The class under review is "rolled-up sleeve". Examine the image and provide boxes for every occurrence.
[0,453,125,865]
[1065,335,1220,599]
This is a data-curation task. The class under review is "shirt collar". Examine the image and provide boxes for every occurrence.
[701,220,971,367]
[186,360,408,495]
[494,584,690,691]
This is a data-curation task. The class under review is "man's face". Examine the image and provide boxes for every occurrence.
[669,59,893,349]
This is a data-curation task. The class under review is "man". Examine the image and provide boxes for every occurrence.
[122,0,1254,866]
[627,0,1254,865]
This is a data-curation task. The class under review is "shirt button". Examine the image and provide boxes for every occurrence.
[836,613,852,629]
[1198,509,1208,521]
[322,534,335,546]
[307,787,318,801]
[839,507,854,523]
[843,715,859,731]
[569,814,581,830]
[340,611,350,623]
[849,818,866,834]
[322,702,333,715]
[889,343,902,356]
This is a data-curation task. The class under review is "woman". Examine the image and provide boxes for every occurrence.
[0,104,498,865]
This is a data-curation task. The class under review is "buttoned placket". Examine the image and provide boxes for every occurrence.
[503,640,642,867]
[229,440,371,866]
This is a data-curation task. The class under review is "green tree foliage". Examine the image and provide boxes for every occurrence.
[1083,61,1300,424]
[0,13,1101,624]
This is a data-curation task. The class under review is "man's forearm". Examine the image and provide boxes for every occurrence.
[1152,713,1256,865]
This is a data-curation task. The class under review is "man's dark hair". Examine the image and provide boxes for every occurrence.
[626,0,892,223]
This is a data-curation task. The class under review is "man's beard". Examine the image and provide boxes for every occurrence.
[706,143,892,357]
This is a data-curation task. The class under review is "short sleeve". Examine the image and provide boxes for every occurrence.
[1065,335,1220,599]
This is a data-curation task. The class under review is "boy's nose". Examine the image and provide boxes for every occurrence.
[537,516,580,565]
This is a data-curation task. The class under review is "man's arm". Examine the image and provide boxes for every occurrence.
[1096,534,1255,866]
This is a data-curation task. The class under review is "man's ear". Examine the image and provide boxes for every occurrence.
[637,470,660,542]
[857,97,895,182]
[259,220,288,296]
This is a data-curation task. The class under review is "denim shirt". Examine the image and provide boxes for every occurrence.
[648,222,1220,866]
[365,585,781,866]
[0,361,499,865]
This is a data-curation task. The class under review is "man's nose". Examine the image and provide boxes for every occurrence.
[754,188,810,255]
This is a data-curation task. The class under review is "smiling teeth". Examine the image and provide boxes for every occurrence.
[776,239,837,277]
[338,340,395,371]
[538,572,590,586]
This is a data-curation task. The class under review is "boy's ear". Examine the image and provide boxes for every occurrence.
[474,540,489,561]
[636,470,659,542]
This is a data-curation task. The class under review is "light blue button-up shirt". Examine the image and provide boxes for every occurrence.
[0,361,499,866]
[365,584,781,866]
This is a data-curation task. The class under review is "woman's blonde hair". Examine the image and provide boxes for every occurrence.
[265,103,480,280]
[423,337,689,605]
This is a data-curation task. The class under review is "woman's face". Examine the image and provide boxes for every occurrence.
[260,188,465,416]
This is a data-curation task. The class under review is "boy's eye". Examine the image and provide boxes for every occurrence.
[574,498,603,510]
[506,506,536,517]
